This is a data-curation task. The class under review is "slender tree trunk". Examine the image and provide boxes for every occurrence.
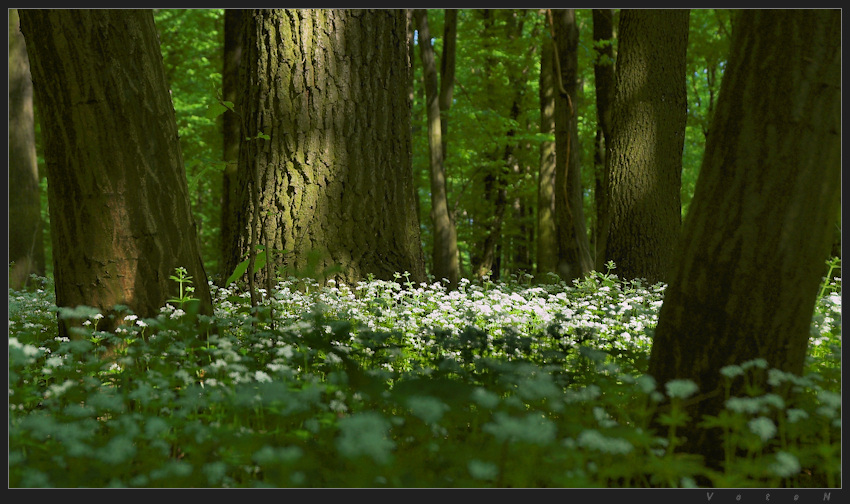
[471,10,528,280]
[471,10,501,279]
[220,9,244,279]
[20,9,213,338]
[439,9,457,164]
[648,9,840,474]
[227,9,426,287]
[602,9,689,284]
[536,36,558,278]
[414,9,461,287]
[511,148,533,277]
[511,200,532,277]
[591,8,616,270]
[405,10,423,229]
[8,9,46,290]
[407,10,416,105]
[553,9,593,283]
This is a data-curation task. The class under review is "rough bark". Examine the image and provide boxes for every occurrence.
[536,37,558,278]
[227,9,426,287]
[591,8,616,270]
[20,9,213,337]
[414,9,461,287]
[220,9,244,279]
[8,9,46,290]
[602,9,689,283]
[647,9,840,473]
[552,9,593,283]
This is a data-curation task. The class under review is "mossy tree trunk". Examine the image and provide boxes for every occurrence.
[20,9,213,338]
[600,9,689,283]
[553,9,593,282]
[414,9,461,287]
[8,9,46,290]
[647,9,840,472]
[226,9,426,287]
[536,37,558,278]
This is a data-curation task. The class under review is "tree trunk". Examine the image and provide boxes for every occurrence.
[414,9,461,287]
[8,9,46,290]
[553,9,593,283]
[220,9,244,279]
[405,10,422,229]
[471,10,502,280]
[439,9,457,164]
[591,8,616,270]
[536,36,558,278]
[602,9,689,283]
[20,9,213,338]
[227,9,426,287]
[647,9,840,473]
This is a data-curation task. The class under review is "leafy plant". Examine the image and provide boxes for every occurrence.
[167,266,199,309]
[8,268,840,488]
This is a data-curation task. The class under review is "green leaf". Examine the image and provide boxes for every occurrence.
[224,259,249,287]
[224,250,268,287]
[204,101,228,119]
[253,250,267,273]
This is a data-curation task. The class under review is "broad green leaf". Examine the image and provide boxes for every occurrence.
[224,250,267,286]
[205,101,228,119]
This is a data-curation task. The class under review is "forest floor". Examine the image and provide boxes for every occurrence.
[8,269,842,488]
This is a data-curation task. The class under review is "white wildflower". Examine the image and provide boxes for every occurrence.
[748,416,777,442]
[769,451,801,478]
[665,379,699,399]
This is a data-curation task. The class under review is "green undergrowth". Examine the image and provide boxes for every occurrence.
[8,266,841,488]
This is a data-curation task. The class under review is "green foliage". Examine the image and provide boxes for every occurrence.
[28,9,734,285]
[224,250,267,288]
[413,10,547,278]
[681,9,732,218]
[9,269,841,487]
[153,9,225,274]
[167,266,199,310]
[411,9,729,278]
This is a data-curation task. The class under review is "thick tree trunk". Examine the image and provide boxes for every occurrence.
[414,9,461,287]
[648,9,840,473]
[591,8,616,270]
[228,9,426,286]
[220,9,244,279]
[8,9,46,290]
[20,9,213,337]
[536,37,558,278]
[602,9,689,283]
[553,9,593,283]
